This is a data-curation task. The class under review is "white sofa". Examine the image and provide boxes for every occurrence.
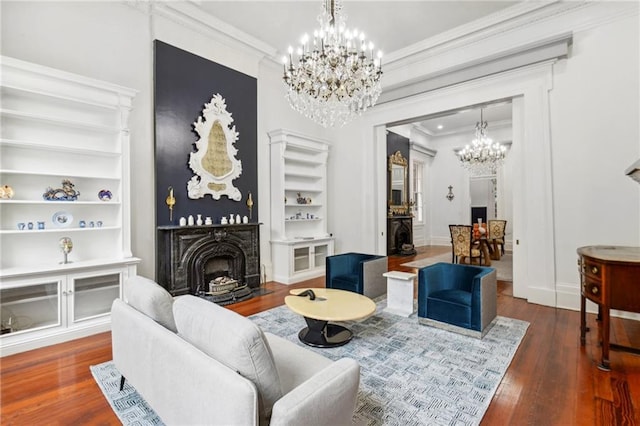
[111,276,361,425]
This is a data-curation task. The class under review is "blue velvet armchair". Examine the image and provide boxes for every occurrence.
[326,252,388,299]
[417,262,497,338]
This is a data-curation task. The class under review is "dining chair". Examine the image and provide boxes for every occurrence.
[449,225,483,265]
[488,220,507,255]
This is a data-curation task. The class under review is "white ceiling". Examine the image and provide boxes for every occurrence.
[415,101,512,136]
[195,1,521,58]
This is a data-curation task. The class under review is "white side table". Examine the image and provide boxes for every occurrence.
[383,271,416,317]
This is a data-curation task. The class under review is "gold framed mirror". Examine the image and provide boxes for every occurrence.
[388,151,409,216]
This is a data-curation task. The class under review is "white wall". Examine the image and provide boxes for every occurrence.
[2,2,638,312]
[550,14,640,311]
[338,5,639,310]
[426,126,513,246]
[1,1,328,279]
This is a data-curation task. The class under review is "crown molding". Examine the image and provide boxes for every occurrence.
[411,124,434,138]
[145,1,278,61]
[378,33,567,105]
[410,141,437,158]
[384,1,564,66]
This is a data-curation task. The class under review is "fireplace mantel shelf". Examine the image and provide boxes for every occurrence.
[157,222,263,231]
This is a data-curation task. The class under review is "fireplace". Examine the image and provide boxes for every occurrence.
[157,224,261,299]
[387,216,416,255]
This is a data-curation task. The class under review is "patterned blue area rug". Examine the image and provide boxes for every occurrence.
[91,299,528,426]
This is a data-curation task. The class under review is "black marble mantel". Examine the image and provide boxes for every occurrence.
[157,223,261,296]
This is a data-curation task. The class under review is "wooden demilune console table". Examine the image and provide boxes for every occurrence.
[577,245,640,371]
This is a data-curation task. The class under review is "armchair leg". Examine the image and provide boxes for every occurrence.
[119,375,126,391]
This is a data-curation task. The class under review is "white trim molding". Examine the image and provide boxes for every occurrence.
[366,61,557,307]
[410,141,437,158]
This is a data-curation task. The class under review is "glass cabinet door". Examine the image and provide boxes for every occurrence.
[71,273,121,322]
[293,247,310,272]
[314,244,329,268]
[1,281,61,335]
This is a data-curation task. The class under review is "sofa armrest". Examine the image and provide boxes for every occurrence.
[472,268,497,332]
[362,256,388,299]
[112,299,259,425]
[270,358,360,426]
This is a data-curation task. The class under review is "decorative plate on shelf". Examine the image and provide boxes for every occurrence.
[98,189,112,201]
[52,211,73,228]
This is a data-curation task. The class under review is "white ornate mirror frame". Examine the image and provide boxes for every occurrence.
[187,93,243,201]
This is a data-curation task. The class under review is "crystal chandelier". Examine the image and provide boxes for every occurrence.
[282,0,383,128]
[457,109,508,176]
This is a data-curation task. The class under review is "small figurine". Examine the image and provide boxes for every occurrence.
[98,189,112,201]
[43,179,80,201]
[296,192,307,204]
[59,237,73,264]
[0,185,14,199]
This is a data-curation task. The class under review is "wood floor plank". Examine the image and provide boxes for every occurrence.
[1,246,639,425]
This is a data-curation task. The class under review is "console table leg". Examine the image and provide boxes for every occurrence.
[598,307,611,371]
[580,295,587,345]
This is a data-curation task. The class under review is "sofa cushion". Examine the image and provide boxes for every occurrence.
[173,296,283,421]
[124,275,177,332]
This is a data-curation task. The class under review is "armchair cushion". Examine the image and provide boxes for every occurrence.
[326,252,387,298]
[123,275,177,332]
[418,262,497,338]
[173,296,283,421]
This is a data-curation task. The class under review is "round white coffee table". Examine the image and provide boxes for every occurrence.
[285,288,376,348]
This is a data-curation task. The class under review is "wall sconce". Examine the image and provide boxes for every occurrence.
[446,186,455,201]
[625,159,640,184]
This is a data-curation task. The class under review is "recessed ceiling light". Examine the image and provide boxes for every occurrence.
[437,125,443,130]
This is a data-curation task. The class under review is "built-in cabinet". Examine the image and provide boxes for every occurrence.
[0,56,139,356]
[268,129,334,284]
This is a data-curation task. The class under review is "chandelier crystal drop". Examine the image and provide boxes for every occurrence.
[457,109,508,176]
[282,0,383,128]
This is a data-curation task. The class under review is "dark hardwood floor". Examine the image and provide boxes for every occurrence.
[1,246,639,425]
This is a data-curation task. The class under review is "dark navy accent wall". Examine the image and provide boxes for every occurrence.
[154,40,258,227]
[386,131,410,160]
[386,130,410,205]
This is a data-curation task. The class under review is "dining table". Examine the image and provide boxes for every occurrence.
[473,236,493,266]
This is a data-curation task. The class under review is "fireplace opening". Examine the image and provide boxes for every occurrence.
[389,218,416,256]
[204,256,236,286]
[192,244,253,305]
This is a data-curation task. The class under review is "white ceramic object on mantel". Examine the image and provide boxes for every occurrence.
[221,216,228,225]
[243,215,249,224]
[179,217,187,227]
[188,215,195,226]
[196,214,203,226]
[205,216,213,225]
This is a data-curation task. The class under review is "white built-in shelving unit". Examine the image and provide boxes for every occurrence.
[268,129,334,284]
[0,56,139,356]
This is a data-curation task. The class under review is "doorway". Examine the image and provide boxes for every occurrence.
[369,63,557,305]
